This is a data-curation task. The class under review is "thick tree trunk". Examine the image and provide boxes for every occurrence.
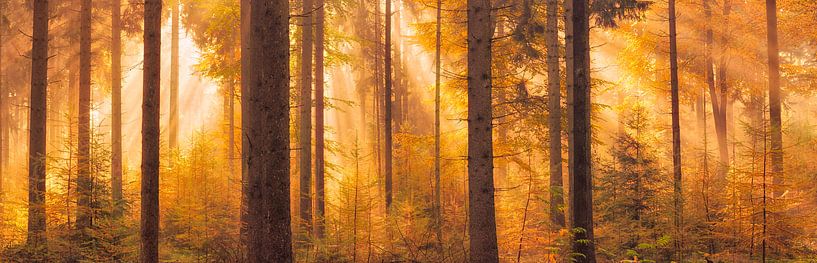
[111,0,123,216]
[384,0,393,211]
[0,8,4,200]
[568,0,596,261]
[765,0,783,197]
[669,0,683,260]
[28,0,49,247]
[245,0,293,260]
[299,0,314,236]
[77,0,93,234]
[563,0,574,228]
[545,0,564,229]
[314,0,326,238]
[169,0,179,149]
[141,0,162,259]
[466,0,498,261]
[433,0,443,248]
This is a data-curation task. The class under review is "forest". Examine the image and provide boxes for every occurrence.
[0,0,816,261]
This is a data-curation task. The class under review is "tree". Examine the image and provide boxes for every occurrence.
[76,0,93,234]
[169,0,179,149]
[466,0,498,260]
[568,0,596,261]
[239,0,250,256]
[299,0,313,236]
[28,0,49,248]
[433,0,443,249]
[314,0,326,238]
[668,0,683,260]
[765,0,782,198]
[141,0,162,259]
[244,0,293,259]
[703,0,728,179]
[545,0,564,228]
[384,0,393,211]
[111,0,123,216]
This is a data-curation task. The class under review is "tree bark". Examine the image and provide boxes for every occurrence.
[545,0,565,229]
[703,0,727,180]
[314,0,326,238]
[568,0,596,261]
[76,0,93,234]
[765,0,783,197]
[384,0,393,211]
[669,0,683,260]
[141,0,162,259]
[28,0,49,247]
[239,0,250,257]
[169,0,179,149]
[299,0,314,237]
[111,0,123,216]
[466,0,498,260]
[245,0,293,260]
[433,0,443,248]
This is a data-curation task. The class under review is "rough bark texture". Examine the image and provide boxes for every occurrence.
[466,0,498,260]
[245,0,293,260]
[299,0,314,236]
[111,0,123,216]
[568,0,596,261]
[563,0,574,228]
[169,0,179,149]
[28,0,49,247]
[76,0,93,234]
[384,0,393,211]
[314,0,326,238]
[545,0,565,228]
[433,0,443,248]
[669,0,683,260]
[141,0,162,259]
[765,0,783,197]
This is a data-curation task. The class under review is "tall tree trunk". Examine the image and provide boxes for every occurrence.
[563,0,574,228]
[28,0,49,247]
[169,0,179,149]
[77,0,93,235]
[568,0,595,261]
[314,0,326,238]
[0,8,4,202]
[384,0,393,211]
[716,0,731,177]
[239,0,250,257]
[669,0,683,260]
[703,0,727,180]
[245,0,293,259]
[466,0,498,260]
[111,0,123,216]
[433,0,443,249]
[545,0,564,229]
[299,0,314,237]
[765,0,782,197]
[141,0,162,259]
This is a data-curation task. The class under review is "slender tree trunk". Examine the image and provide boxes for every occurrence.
[0,9,4,201]
[111,0,123,216]
[765,0,782,197]
[169,0,179,149]
[545,0,564,228]
[716,0,731,176]
[466,0,498,260]
[245,0,293,259]
[384,0,393,211]
[239,0,250,257]
[563,0,574,228]
[141,0,162,259]
[669,0,683,260]
[299,0,314,237]
[76,0,93,235]
[28,0,49,247]
[433,0,443,249]
[568,0,596,261]
[703,0,727,180]
[314,0,326,238]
